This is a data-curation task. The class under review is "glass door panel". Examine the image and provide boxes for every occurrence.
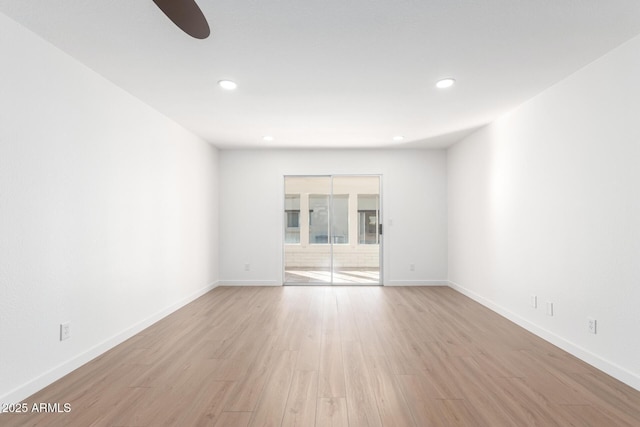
[284,176,332,284]
[332,176,380,284]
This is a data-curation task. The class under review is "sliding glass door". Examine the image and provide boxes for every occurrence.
[283,175,381,285]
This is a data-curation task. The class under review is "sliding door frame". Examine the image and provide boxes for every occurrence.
[282,174,383,286]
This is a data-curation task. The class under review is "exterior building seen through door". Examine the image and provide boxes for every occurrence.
[284,175,381,285]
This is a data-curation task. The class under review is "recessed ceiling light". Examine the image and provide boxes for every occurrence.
[218,80,237,90]
[263,136,274,142]
[393,135,405,142]
[436,78,456,89]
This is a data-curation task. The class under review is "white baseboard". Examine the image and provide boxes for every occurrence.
[448,280,640,392]
[218,280,282,286]
[385,280,449,286]
[1,281,219,405]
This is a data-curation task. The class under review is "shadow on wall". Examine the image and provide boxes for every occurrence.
[401,125,487,149]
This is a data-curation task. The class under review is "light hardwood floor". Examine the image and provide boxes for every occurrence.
[3,286,640,426]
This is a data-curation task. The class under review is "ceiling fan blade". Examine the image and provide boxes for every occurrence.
[152,0,210,39]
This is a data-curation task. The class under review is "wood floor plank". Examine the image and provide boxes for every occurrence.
[342,341,383,427]
[555,403,638,427]
[318,334,346,398]
[248,350,298,426]
[295,289,324,372]
[404,397,482,427]
[147,380,236,426]
[316,397,348,427]
[489,377,565,426]
[3,286,640,427]
[281,370,318,427]
[442,355,528,425]
[321,288,340,334]
[296,336,321,372]
[334,288,359,342]
[562,372,640,426]
[214,411,252,427]
[365,354,416,427]
[223,335,281,412]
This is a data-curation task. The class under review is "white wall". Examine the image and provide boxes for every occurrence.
[219,149,447,285]
[448,34,640,390]
[0,14,219,404]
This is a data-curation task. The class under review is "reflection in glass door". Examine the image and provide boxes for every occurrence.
[283,175,381,285]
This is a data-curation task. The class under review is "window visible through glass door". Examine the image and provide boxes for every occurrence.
[283,175,381,285]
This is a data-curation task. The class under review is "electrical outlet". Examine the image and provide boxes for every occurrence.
[60,322,71,341]
[530,295,537,308]
[546,302,554,316]
[244,263,250,271]
[588,317,597,334]
[409,264,415,271]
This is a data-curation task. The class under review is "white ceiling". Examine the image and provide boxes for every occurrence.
[1,1,640,149]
